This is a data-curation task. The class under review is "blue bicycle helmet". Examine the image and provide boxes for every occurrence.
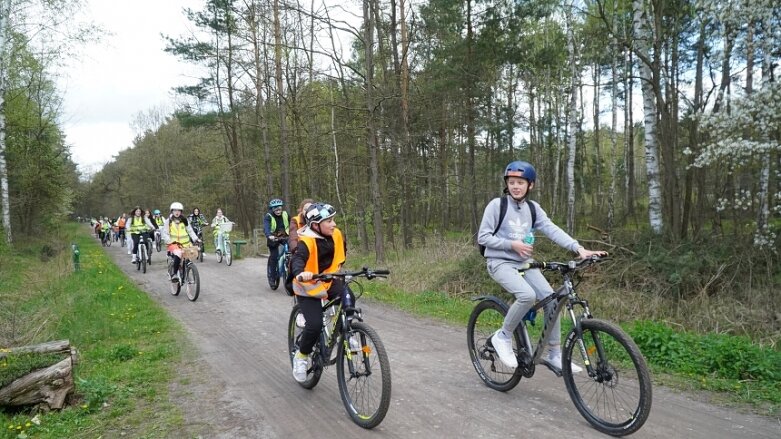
[153,209,161,215]
[268,198,284,209]
[504,161,536,183]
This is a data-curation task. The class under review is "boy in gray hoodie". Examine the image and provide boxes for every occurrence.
[477,160,606,372]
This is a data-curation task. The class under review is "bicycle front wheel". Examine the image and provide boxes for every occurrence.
[467,299,522,391]
[336,322,391,429]
[563,319,652,436]
[183,262,200,301]
[225,243,232,266]
[140,244,147,274]
[287,304,322,389]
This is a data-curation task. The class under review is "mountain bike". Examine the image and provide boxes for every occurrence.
[193,226,205,262]
[134,232,150,274]
[154,228,162,252]
[101,229,111,247]
[267,235,288,290]
[467,256,652,436]
[167,244,200,301]
[215,222,233,266]
[287,267,392,429]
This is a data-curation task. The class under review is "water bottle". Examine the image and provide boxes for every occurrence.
[523,229,535,245]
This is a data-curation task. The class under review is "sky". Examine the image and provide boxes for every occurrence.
[60,0,201,176]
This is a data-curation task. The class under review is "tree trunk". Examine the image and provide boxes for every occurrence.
[0,0,12,244]
[0,340,77,410]
[363,0,385,263]
[566,9,578,234]
[608,4,618,231]
[465,0,479,238]
[633,0,663,234]
[249,1,273,198]
[273,0,290,204]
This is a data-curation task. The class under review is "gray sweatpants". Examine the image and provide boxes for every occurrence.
[487,258,562,347]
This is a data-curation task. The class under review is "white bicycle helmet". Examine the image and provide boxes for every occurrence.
[170,202,184,211]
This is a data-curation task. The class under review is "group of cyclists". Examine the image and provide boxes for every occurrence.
[88,160,609,400]
[91,204,234,282]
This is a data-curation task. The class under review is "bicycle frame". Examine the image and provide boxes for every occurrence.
[485,263,592,379]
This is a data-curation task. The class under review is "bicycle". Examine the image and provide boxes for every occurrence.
[467,256,652,437]
[167,244,201,301]
[134,232,151,274]
[101,229,112,247]
[287,267,392,429]
[154,228,162,252]
[267,236,288,290]
[193,227,205,262]
[214,222,233,266]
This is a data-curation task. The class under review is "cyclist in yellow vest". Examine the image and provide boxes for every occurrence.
[128,207,154,264]
[264,198,290,281]
[162,202,200,282]
[289,202,347,382]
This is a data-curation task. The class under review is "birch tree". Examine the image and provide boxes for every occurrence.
[632,0,663,234]
[0,0,11,243]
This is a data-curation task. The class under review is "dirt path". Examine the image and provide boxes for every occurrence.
[104,241,780,438]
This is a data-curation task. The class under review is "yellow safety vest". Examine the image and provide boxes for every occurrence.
[169,220,191,245]
[129,216,147,234]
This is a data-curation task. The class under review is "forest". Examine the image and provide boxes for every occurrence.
[1,1,779,328]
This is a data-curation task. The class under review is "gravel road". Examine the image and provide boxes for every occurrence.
[104,240,780,438]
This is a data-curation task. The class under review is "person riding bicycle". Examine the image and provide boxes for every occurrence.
[116,213,128,243]
[152,209,165,228]
[288,198,314,255]
[128,207,154,264]
[100,217,112,242]
[163,202,200,282]
[188,207,207,242]
[264,198,290,281]
[477,160,606,373]
[211,208,231,254]
[290,202,349,382]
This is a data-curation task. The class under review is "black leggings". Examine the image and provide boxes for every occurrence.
[296,279,349,355]
[131,233,149,257]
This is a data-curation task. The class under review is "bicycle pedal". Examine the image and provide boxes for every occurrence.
[540,359,563,378]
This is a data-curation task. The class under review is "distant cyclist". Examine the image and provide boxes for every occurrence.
[264,198,290,281]
[163,202,200,282]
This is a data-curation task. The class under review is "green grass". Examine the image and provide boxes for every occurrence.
[0,224,189,438]
[350,238,781,417]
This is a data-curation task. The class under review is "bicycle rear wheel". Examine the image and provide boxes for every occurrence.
[466,298,523,391]
[183,262,200,301]
[336,322,391,429]
[562,319,652,436]
[267,257,279,290]
[287,305,322,389]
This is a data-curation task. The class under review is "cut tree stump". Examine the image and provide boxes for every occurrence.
[0,340,78,411]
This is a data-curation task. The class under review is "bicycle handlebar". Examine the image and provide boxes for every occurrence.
[518,255,609,274]
[296,267,390,282]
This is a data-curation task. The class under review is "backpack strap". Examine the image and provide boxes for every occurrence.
[527,199,536,229]
[492,195,508,235]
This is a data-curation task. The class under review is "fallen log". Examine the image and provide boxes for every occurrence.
[0,340,77,411]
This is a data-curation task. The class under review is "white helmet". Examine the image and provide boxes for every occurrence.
[170,202,184,211]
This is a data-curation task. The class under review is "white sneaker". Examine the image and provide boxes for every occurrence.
[491,329,517,368]
[131,255,137,263]
[295,314,306,328]
[547,350,583,374]
[292,351,308,382]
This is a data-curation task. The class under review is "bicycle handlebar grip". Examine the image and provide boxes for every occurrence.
[373,269,390,275]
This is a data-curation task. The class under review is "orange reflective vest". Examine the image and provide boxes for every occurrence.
[292,228,345,299]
